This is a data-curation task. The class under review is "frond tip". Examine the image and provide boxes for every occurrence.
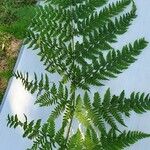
[7,114,41,139]
[14,71,50,94]
[101,130,150,150]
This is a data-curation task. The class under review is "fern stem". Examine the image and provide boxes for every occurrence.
[65,115,74,143]
[64,1,77,146]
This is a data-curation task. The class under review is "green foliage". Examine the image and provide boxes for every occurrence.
[0,0,36,24]
[0,0,37,103]
[0,0,36,39]
[4,6,37,39]
[0,70,12,80]
[7,0,150,149]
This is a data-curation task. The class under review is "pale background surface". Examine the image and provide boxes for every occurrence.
[0,0,150,149]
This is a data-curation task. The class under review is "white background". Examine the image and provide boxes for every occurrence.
[0,0,150,149]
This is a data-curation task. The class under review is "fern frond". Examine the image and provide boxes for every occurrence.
[7,114,41,140]
[79,38,148,88]
[79,1,136,54]
[7,114,22,128]
[83,128,101,150]
[80,0,133,35]
[7,0,150,149]
[34,82,68,107]
[63,101,74,126]
[83,92,106,134]
[76,92,120,136]
[14,71,50,94]
[27,121,56,150]
[75,95,91,127]
[118,92,150,116]
[49,100,68,121]
[34,92,53,107]
[54,127,66,148]
[101,129,150,150]
[67,129,83,150]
